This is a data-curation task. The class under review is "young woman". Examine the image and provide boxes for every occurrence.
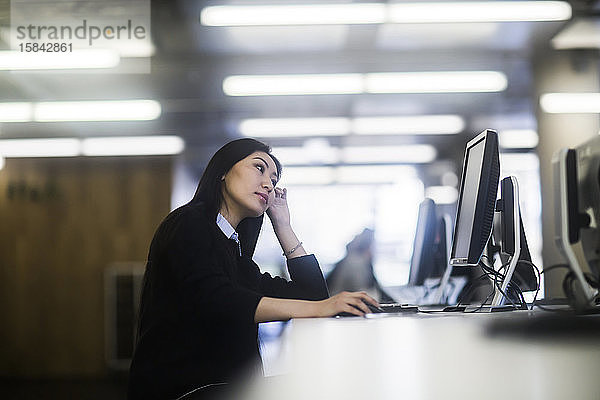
[128,138,379,400]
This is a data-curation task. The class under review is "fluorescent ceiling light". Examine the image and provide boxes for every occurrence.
[352,115,464,135]
[425,186,459,204]
[0,50,119,70]
[240,118,350,137]
[540,93,600,113]
[499,129,539,148]
[0,138,80,157]
[224,72,506,96]
[366,71,507,93]
[279,166,336,185]
[0,102,33,122]
[201,2,570,26]
[201,4,385,26]
[388,1,571,23]
[274,144,436,165]
[223,74,363,96]
[241,115,464,137]
[81,136,184,156]
[0,136,184,158]
[337,165,416,184]
[34,100,161,121]
[552,18,600,50]
[342,145,437,164]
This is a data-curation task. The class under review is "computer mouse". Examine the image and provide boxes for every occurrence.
[334,301,384,317]
[334,311,359,318]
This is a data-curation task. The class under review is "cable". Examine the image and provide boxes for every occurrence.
[479,259,519,309]
[517,260,541,310]
[484,253,545,310]
[457,256,509,309]
[532,263,600,313]
[463,286,496,313]
[540,263,570,275]
[562,270,599,309]
[530,264,577,313]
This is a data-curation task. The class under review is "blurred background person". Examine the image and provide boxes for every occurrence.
[326,228,393,302]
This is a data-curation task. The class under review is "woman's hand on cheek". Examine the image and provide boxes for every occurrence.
[266,187,291,229]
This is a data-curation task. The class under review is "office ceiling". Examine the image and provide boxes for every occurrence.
[0,0,598,180]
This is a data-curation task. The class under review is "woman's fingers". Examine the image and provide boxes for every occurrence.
[337,292,368,315]
[359,292,380,307]
[273,187,286,199]
[354,299,370,314]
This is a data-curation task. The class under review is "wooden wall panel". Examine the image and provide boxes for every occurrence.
[0,156,172,377]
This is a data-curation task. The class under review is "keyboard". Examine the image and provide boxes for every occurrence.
[377,303,418,313]
[418,304,466,312]
[334,303,418,317]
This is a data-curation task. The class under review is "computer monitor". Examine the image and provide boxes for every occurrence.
[409,198,445,285]
[553,139,600,307]
[575,136,600,277]
[450,129,500,266]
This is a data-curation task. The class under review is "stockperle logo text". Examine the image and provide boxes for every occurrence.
[15,19,147,46]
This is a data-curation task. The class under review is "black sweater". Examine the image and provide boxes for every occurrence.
[128,202,329,400]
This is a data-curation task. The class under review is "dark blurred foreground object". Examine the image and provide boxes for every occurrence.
[486,313,600,339]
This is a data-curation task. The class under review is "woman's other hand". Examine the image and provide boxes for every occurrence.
[266,187,306,259]
[315,291,380,317]
[266,187,291,229]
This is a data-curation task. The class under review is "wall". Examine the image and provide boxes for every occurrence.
[0,156,172,376]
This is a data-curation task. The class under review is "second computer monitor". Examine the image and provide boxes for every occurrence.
[409,198,438,285]
[450,129,500,267]
[576,136,600,275]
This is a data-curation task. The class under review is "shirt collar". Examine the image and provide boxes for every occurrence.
[216,213,238,240]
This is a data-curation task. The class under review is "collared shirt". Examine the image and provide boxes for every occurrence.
[216,213,241,256]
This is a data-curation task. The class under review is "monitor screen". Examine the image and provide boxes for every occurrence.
[552,146,599,304]
[450,129,500,266]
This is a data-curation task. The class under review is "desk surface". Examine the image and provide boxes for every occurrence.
[247,311,600,400]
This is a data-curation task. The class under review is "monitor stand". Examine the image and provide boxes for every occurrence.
[477,176,522,313]
[558,229,599,310]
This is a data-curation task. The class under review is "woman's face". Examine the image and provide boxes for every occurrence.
[220,151,279,224]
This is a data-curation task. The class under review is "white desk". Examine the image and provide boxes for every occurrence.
[247,311,600,400]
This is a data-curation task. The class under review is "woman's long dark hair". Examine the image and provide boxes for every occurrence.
[191,138,282,256]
